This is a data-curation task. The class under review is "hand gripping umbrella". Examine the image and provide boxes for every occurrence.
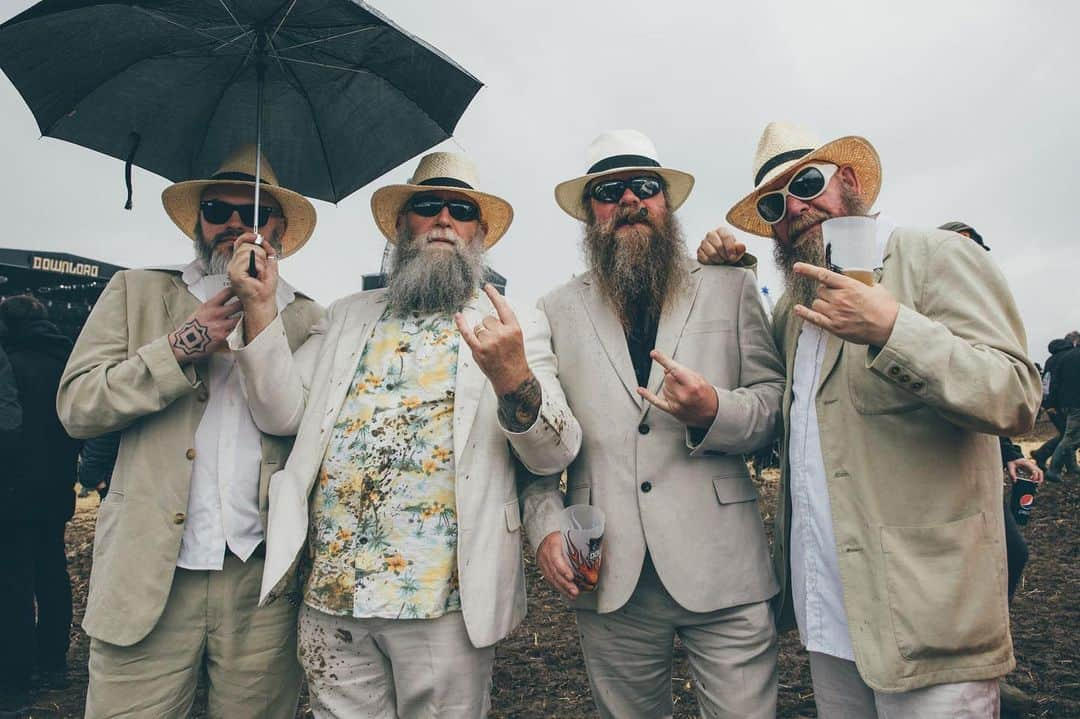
[0,0,483,273]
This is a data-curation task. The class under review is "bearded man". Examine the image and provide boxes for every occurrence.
[699,122,1042,717]
[521,129,786,719]
[57,147,324,718]
[226,152,581,718]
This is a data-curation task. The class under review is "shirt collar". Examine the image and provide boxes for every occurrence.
[179,257,298,310]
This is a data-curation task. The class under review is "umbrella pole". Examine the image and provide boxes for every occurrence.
[248,35,267,277]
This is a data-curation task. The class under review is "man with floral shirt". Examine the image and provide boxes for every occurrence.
[226,152,581,718]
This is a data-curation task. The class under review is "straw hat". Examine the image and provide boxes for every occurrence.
[555,129,694,221]
[726,122,882,237]
[370,152,513,249]
[162,145,317,257]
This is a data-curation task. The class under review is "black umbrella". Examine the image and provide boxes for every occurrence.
[0,0,483,209]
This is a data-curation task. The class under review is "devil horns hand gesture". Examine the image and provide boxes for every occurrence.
[637,350,719,430]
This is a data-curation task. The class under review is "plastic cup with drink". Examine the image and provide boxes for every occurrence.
[560,505,605,591]
[822,215,880,286]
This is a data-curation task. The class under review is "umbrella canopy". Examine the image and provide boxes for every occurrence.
[0,0,483,204]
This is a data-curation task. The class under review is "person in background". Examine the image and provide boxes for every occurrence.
[1032,336,1075,470]
[78,431,121,500]
[1046,334,1080,482]
[0,338,26,714]
[0,295,81,706]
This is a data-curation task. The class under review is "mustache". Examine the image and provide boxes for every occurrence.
[602,204,660,234]
[418,227,464,245]
[788,209,830,244]
[212,228,243,247]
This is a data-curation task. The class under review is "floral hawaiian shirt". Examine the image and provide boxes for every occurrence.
[305,309,462,619]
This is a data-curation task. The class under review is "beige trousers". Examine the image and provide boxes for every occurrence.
[85,553,301,719]
[297,604,495,719]
[576,556,778,719]
[809,652,1000,718]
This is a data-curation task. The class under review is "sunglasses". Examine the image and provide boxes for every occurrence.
[588,175,664,204]
[199,199,282,228]
[407,195,481,222]
[755,163,839,225]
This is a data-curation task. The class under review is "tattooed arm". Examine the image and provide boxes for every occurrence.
[497,375,542,432]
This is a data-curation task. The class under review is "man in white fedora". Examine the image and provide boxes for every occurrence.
[57,146,324,718]
[225,151,581,718]
[699,122,1042,716]
[522,129,785,718]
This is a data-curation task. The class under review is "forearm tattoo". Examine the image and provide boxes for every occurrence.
[172,318,213,356]
[498,375,542,432]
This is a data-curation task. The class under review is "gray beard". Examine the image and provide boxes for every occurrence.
[583,205,689,329]
[773,185,867,307]
[385,226,486,316]
[193,224,282,276]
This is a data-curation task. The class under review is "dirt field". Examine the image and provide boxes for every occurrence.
[19,420,1078,718]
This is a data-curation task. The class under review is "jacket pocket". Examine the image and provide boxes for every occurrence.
[846,347,922,415]
[881,512,1007,662]
[683,319,733,335]
[504,500,522,532]
[713,474,758,504]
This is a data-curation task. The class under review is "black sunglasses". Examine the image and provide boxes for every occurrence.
[407,195,480,222]
[588,175,664,204]
[199,199,282,228]
[755,163,838,225]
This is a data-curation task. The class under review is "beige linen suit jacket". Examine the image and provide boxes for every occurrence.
[56,269,324,646]
[770,227,1042,692]
[522,262,785,614]
[230,288,581,649]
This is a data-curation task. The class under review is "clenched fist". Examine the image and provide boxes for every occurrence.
[697,226,747,266]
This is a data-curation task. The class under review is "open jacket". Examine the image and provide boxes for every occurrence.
[56,269,324,646]
[229,288,581,648]
[522,261,785,615]
[770,227,1041,692]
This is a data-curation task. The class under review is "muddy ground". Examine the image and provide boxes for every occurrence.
[18,419,1078,718]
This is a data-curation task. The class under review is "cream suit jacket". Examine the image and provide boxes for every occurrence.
[522,262,785,614]
[57,269,323,646]
[770,227,1042,692]
[231,288,581,648]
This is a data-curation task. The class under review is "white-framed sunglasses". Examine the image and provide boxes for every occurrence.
[756,162,839,225]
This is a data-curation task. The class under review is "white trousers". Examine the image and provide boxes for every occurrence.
[297,604,495,719]
[809,651,1000,719]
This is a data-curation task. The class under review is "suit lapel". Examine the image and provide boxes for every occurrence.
[580,281,641,408]
[641,265,703,420]
[453,294,491,462]
[319,294,385,436]
[817,331,844,397]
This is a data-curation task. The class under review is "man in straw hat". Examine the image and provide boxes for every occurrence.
[522,129,785,718]
[699,122,1042,715]
[224,151,580,718]
[57,146,324,718]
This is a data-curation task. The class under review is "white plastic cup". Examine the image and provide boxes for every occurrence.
[822,216,879,285]
[560,505,605,591]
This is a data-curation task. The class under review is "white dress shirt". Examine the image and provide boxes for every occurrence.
[788,214,895,661]
[176,259,297,571]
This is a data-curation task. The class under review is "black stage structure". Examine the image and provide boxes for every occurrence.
[0,248,125,342]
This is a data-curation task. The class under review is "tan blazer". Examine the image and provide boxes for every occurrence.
[56,269,323,646]
[770,227,1042,692]
[231,288,581,649]
[522,262,785,614]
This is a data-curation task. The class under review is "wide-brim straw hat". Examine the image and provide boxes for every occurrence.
[162,145,317,258]
[726,122,882,238]
[370,152,513,249]
[555,129,694,221]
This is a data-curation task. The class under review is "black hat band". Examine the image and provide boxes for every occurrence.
[418,177,473,190]
[587,154,661,175]
[754,148,813,186]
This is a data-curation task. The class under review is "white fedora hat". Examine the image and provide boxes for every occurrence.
[555,129,695,221]
[726,122,882,238]
[162,145,317,257]
[370,152,513,249]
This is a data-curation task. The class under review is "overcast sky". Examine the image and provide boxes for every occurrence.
[2,0,1077,360]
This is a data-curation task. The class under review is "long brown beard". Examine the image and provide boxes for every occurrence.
[385,225,486,316]
[772,184,867,307]
[583,204,688,329]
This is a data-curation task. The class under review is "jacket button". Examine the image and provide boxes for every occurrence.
[911,382,924,391]
[196,388,209,402]
[638,423,650,435]
[889,366,901,376]
[900,374,911,383]
[173,512,186,524]
[185,448,196,460]
[640,481,652,493]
